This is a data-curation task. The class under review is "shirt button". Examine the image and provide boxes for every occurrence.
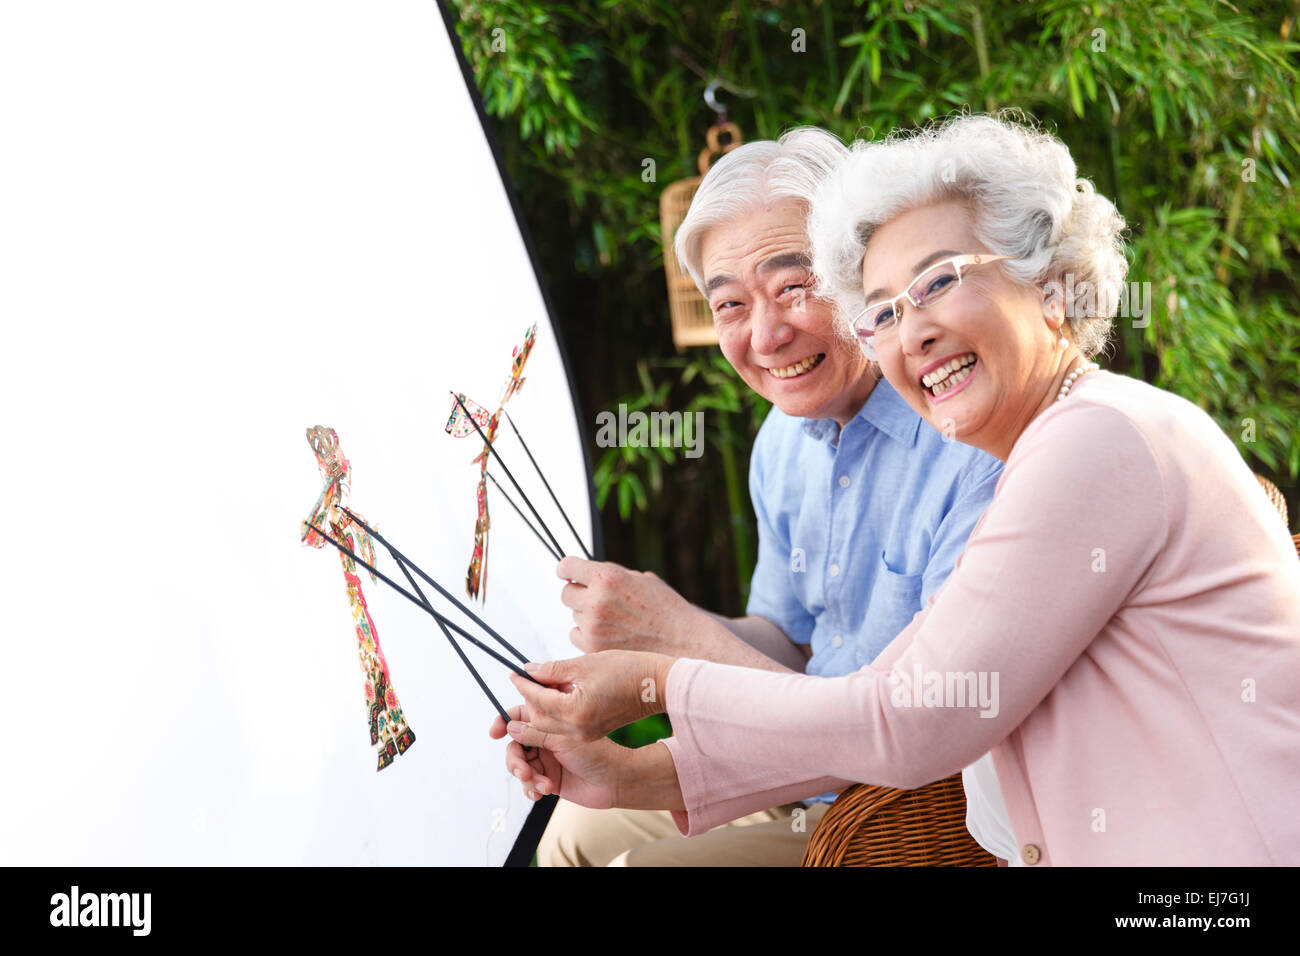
[828,564,840,577]
[838,475,851,488]
[1021,844,1041,865]
[832,635,844,648]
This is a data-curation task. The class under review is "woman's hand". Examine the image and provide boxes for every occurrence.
[488,705,626,809]
[508,650,675,743]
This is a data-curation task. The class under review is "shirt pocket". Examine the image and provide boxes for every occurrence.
[856,551,924,666]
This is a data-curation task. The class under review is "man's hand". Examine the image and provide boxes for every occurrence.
[558,556,699,655]
[508,650,674,743]
[489,704,626,809]
[557,557,807,673]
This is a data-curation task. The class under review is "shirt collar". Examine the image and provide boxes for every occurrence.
[799,377,922,448]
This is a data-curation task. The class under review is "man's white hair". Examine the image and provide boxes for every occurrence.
[673,127,849,292]
[808,111,1128,358]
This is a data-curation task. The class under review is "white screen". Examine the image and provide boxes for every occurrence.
[0,0,591,864]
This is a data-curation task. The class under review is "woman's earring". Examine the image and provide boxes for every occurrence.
[1058,334,1069,349]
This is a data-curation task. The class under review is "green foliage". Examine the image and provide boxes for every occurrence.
[450,3,599,156]
[592,350,771,600]
[449,0,1300,598]
[610,714,673,749]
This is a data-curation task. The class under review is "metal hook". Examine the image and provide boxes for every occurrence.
[704,79,726,116]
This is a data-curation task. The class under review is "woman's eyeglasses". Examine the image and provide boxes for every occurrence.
[852,253,1016,339]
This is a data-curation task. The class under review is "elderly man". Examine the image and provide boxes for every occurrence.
[528,127,1003,866]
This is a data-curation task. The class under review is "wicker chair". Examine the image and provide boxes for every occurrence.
[1255,475,1300,559]
[1257,474,1289,528]
[803,773,997,866]
[804,473,1296,867]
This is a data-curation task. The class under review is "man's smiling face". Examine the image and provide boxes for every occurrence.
[701,199,874,425]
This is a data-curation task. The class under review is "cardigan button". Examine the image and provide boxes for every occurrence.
[1021,844,1041,865]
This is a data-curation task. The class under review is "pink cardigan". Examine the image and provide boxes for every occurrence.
[662,372,1300,865]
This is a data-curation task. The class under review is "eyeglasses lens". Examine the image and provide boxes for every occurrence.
[860,260,965,337]
[910,261,961,307]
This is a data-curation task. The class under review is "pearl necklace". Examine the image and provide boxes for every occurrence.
[1056,361,1100,402]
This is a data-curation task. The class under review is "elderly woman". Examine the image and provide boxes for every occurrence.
[497,114,1300,865]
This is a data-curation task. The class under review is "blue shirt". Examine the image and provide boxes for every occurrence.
[747,377,1003,676]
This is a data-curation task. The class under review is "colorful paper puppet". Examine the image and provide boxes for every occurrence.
[301,426,416,771]
[445,323,537,601]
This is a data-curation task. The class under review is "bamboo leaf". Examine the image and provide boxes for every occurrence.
[1067,63,1084,118]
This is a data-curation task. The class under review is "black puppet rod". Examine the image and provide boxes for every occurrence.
[452,392,592,561]
[485,470,562,563]
[309,518,539,725]
[340,507,531,664]
[501,409,593,560]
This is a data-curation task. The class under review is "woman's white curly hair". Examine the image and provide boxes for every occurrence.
[808,111,1128,358]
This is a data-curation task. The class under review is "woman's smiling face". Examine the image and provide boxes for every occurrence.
[863,200,1070,459]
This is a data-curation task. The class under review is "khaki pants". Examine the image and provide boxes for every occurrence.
[537,798,831,867]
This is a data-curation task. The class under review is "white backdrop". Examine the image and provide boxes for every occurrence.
[0,1,592,864]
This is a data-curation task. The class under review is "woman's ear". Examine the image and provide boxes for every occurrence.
[1041,280,1066,330]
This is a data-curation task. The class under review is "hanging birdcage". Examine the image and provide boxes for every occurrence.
[660,86,743,350]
